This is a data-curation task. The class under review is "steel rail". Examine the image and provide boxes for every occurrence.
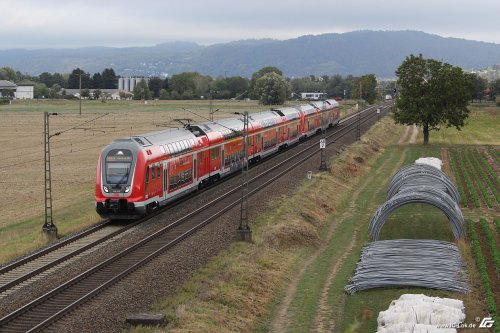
[0,102,390,332]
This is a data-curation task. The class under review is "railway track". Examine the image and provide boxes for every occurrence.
[0,103,391,332]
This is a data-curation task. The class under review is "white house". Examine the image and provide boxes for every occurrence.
[15,84,34,99]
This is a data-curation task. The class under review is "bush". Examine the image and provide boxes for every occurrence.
[0,98,10,105]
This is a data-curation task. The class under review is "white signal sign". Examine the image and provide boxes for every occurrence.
[320,139,326,149]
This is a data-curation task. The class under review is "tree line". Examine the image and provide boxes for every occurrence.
[0,65,386,104]
[1,64,499,105]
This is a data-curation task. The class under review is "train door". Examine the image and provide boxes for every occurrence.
[210,146,221,174]
[197,151,205,180]
[193,157,197,181]
[163,161,168,199]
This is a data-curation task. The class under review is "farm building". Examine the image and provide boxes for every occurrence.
[0,80,34,99]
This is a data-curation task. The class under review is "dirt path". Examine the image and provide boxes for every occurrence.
[397,125,411,144]
[271,127,410,333]
[409,125,419,144]
[311,147,409,333]
[312,225,360,333]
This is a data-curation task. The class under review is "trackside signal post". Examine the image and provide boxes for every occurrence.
[43,112,58,239]
[236,111,252,242]
[319,136,327,170]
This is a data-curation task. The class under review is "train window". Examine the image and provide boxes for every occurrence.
[145,167,149,187]
[211,147,219,160]
[157,165,161,178]
[151,166,155,180]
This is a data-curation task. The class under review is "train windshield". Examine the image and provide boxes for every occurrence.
[105,149,133,184]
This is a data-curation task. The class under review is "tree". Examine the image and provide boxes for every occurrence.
[68,68,90,89]
[34,83,49,98]
[470,74,487,102]
[159,88,169,100]
[254,72,289,105]
[91,73,103,89]
[93,89,102,100]
[38,72,66,88]
[0,66,18,82]
[132,80,151,100]
[169,72,197,98]
[489,79,500,100]
[80,88,91,99]
[102,68,117,89]
[394,54,473,145]
[351,74,377,104]
[250,66,283,99]
[148,77,164,98]
[212,76,249,99]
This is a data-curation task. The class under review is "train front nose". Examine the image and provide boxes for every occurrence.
[97,148,142,219]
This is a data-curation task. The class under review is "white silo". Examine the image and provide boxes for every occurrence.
[130,78,136,92]
[124,78,130,92]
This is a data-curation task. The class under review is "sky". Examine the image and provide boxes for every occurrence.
[1,0,499,49]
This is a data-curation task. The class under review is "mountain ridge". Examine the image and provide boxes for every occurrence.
[1,30,499,78]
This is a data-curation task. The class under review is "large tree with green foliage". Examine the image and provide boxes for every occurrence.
[0,66,18,82]
[394,54,473,145]
[68,68,90,89]
[250,66,283,99]
[254,72,289,105]
[101,68,117,89]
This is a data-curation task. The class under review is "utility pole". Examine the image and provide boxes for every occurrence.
[43,112,58,239]
[209,90,219,121]
[236,111,252,242]
[357,82,362,140]
[79,73,82,116]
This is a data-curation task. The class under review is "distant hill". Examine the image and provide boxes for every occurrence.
[1,31,499,78]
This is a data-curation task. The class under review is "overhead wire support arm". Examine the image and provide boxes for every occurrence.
[42,112,110,240]
[234,111,252,242]
[43,112,58,239]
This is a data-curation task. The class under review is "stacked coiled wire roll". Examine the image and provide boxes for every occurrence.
[344,239,470,294]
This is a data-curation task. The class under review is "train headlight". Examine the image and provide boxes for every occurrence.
[125,186,131,193]
[103,185,109,193]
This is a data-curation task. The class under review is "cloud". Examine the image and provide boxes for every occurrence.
[0,0,499,49]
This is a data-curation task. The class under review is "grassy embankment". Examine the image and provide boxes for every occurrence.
[129,103,498,333]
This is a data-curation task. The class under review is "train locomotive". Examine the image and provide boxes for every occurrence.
[95,100,340,219]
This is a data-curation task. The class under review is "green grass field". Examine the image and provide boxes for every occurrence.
[130,102,499,333]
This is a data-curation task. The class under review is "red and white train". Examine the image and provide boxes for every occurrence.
[95,100,340,219]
